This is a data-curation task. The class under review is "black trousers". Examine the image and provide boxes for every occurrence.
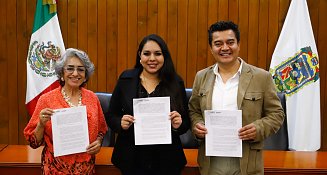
[121,168,182,175]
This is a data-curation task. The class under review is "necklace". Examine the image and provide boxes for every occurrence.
[140,72,159,95]
[61,88,82,107]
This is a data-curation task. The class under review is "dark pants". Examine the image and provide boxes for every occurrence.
[121,168,182,175]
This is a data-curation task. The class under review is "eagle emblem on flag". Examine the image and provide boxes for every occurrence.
[27,40,62,77]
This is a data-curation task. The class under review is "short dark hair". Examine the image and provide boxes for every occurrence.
[208,21,240,47]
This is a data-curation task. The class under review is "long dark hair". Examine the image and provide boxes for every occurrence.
[134,34,183,111]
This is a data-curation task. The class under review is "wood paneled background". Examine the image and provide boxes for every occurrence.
[1,0,327,150]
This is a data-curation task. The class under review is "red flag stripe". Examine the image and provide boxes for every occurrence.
[26,81,60,116]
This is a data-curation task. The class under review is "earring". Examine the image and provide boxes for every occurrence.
[61,77,64,81]
[140,60,142,63]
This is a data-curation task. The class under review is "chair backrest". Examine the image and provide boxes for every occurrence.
[263,92,289,150]
[179,88,199,148]
[95,92,115,147]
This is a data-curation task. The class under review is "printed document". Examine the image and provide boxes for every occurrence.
[205,110,242,157]
[51,106,89,157]
[133,97,171,145]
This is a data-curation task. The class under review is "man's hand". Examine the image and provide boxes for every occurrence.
[238,123,257,140]
[193,123,208,139]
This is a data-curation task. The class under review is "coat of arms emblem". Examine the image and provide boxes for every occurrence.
[271,46,319,96]
[27,40,62,77]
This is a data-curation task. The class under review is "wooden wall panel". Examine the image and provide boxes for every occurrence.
[186,0,198,88]
[16,0,28,145]
[1,0,327,151]
[228,0,239,24]
[77,0,88,57]
[57,0,67,46]
[318,0,327,151]
[7,0,18,144]
[207,0,218,67]
[238,0,249,62]
[177,0,188,80]
[87,0,98,91]
[127,0,138,69]
[67,0,78,49]
[157,0,168,40]
[267,0,279,68]
[117,0,128,80]
[257,0,269,69]
[0,0,8,144]
[219,0,229,21]
[248,0,259,66]
[97,0,107,92]
[106,0,118,92]
[148,0,158,35]
[196,0,208,71]
[137,0,147,46]
[307,0,320,40]
[167,0,178,67]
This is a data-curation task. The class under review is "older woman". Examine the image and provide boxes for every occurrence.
[24,48,108,175]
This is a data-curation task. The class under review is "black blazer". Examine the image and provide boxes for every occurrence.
[106,68,190,171]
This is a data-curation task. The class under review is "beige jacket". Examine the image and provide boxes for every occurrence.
[189,62,285,175]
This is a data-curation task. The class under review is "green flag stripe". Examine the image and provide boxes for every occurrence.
[32,0,56,33]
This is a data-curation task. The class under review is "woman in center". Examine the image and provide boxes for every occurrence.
[106,34,190,175]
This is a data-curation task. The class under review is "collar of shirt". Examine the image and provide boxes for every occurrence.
[213,57,243,78]
[211,57,243,110]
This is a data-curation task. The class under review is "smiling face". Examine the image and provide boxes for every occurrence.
[62,56,86,89]
[139,40,164,75]
[210,29,240,67]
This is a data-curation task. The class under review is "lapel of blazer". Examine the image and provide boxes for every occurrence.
[121,69,140,112]
[237,62,253,109]
[205,67,216,110]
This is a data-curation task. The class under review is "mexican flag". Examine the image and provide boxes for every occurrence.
[269,0,320,151]
[26,0,65,116]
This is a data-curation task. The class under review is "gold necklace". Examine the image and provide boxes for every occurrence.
[140,72,159,94]
[61,88,82,107]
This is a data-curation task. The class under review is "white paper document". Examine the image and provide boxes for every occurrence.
[205,110,242,157]
[133,97,171,145]
[51,106,89,157]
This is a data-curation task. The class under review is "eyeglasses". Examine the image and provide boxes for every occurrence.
[64,66,86,74]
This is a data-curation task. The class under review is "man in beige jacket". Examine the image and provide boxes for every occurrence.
[189,21,285,175]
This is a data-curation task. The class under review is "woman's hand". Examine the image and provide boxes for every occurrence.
[121,115,135,130]
[170,111,182,130]
[34,108,54,143]
[86,139,102,155]
[38,108,54,127]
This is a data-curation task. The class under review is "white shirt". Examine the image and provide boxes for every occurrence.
[212,59,243,110]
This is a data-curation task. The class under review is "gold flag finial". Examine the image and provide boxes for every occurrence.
[43,0,57,14]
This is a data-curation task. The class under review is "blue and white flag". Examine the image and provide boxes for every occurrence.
[270,0,320,151]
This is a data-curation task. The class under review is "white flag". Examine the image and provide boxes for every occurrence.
[26,0,65,116]
[270,0,320,151]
